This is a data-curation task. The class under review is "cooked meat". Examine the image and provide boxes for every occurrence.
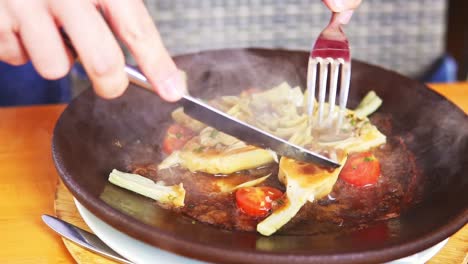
[125,95,420,235]
[129,131,420,234]
[276,117,421,235]
[130,163,281,231]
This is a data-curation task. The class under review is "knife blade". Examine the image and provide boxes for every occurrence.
[41,215,132,264]
[180,95,340,168]
[125,66,340,168]
[59,27,339,168]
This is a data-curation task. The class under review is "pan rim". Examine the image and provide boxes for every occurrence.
[52,48,468,264]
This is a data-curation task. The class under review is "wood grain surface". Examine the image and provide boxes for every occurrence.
[0,83,466,264]
[55,181,118,264]
[0,105,75,263]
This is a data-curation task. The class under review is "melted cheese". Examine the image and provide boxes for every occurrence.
[257,154,347,236]
[158,136,275,174]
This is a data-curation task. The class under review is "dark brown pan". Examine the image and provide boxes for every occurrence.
[53,49,468,264]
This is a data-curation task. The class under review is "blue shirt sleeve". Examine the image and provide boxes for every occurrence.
[0,61,71,106]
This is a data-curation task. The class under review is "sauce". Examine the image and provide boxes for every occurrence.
[128,114,422,234]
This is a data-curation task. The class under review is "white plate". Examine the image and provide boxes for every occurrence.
[75,200,448,264]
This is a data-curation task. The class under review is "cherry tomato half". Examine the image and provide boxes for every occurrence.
[340,152,381,187]
[162,124,194,154]
[236,187,283,217]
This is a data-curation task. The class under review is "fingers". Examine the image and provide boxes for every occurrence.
[323,0,362,12]
[100,0,185,102]
[0,2,28,65]
[49,0,128,99]
[323,0,361,24]
[0,32,29,66]
[10,0,73,79]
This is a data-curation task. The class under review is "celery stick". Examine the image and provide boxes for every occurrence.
[354,91,383,118]
[109,169,185,207]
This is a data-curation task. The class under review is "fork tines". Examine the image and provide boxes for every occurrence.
[307,57,351,128]
[306,12,351,130]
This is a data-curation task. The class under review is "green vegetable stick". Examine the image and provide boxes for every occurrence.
[108,169,185,207]
[354,91,383,118]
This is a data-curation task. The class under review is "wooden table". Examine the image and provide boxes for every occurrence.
[0,83,467,264]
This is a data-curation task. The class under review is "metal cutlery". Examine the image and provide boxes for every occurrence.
[126,66,340,168]
[61,31,340,168]
[307,12,351,129]
[42,214,132,264]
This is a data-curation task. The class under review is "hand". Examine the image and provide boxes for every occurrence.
[0,0,184,102]
[322,0,362,24]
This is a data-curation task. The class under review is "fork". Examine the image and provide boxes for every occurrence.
[306,12,351,129]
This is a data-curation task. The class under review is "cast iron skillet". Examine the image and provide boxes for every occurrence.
[52,49,468,264]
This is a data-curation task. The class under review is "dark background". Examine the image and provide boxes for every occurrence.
[447,0,468,80]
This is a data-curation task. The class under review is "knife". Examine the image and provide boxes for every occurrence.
[59,26,339,168]
[126,66,340,168]
[41,215,132,264]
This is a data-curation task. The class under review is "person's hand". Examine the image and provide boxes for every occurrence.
[322,0,362,24]
[0,0,184,102]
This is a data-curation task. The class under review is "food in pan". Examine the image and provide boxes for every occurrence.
[107,82,417,236]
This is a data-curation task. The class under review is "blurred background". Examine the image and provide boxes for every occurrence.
[147,0,446,78]
[0,0,467,106]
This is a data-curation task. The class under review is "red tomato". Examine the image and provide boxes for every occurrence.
[162,124,194,154]
[236,187,283,217]
[340,152,381,187]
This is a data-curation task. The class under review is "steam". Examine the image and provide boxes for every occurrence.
[82,49,309,174]
[80,50,467,198]
[177,49,306,99]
